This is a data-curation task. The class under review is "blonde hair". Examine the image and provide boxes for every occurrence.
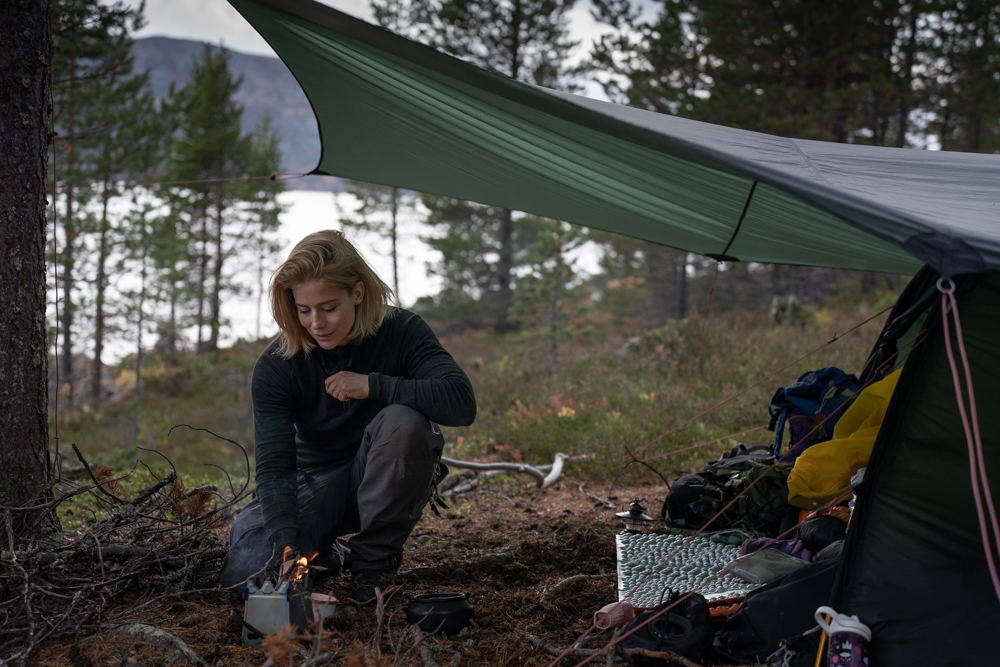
[270,230,393,357]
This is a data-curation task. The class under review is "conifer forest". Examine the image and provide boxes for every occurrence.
[1,0,999,665]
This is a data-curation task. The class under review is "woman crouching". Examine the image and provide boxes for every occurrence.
[219,230,476,602]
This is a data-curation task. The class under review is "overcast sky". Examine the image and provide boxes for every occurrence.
[129,0,620,68]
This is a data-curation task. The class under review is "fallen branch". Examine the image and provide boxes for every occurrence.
[297,652,340,667]
[1,435,251,664]
[418,641,441,667]
[395,627,429,667]
[72,443,127,505]
[115,623,206,665]
[577,483,616,509]
[530,634,699,666]
[440,453,568,489]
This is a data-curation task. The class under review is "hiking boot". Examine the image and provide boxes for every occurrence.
[350,569,396,604]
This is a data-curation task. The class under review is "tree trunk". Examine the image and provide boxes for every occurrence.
[391,187,400,306]
[861,271,877,293]
[208,199,224,352]
[59,55,78,411]
[965,113,982,153]
[549,231,562,373]
[495,207,515,331]
[91,184,112,408]
[166,279,178,356]
[645,245,672,322]
[676,251,688,319]
[895,6,916,149]
[196,207,208,352]
[0,0,58,539]
[60,184,76,410]
[136,214,148,400]
[256,241,265,340]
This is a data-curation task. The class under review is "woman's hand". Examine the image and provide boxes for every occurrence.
[325,371,370,401]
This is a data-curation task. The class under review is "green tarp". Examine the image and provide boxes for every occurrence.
[229,0,1000,276]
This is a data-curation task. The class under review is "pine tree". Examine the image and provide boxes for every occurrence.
[167,45,284,353]
[511,220,588,371]
[588,0,963,304]
[50,0,145,409]
[591,0,915,144]
[86,42,174,408]
[1,0,59,539]
[419,196,543,327]
[338,182,417,305]
[244,116,287,339]
[923,2,1000,153]
[594,232,691,322]
[376,0,580,329]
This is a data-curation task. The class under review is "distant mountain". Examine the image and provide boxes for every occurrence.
[133,36,335,191]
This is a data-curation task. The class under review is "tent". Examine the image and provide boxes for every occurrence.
[228,0,1000,662]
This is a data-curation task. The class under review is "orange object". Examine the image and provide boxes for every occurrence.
[708,597,744,623]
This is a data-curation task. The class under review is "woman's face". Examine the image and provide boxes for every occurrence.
[291,279,365,350]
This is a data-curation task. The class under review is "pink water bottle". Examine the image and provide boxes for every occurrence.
[815,606,871,667]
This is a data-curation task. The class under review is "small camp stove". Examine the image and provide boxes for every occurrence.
[242,558,314,646]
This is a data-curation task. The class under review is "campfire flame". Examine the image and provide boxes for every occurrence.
[281,548,311,583]
[292,556,309,582]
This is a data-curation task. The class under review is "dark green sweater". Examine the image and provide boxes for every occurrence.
[252,309,476,552]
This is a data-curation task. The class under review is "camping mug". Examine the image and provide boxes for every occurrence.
[815,606,871,667]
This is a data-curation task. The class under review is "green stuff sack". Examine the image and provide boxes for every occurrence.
[718,462,795,536]
[664,461,794,536]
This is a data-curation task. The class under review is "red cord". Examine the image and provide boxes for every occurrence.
[565,487,857,667]
[640,425,769,463]
[939,283,1000,603]
[552,329,927,667]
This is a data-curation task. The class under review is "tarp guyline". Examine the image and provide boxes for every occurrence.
[229,0,1000,277]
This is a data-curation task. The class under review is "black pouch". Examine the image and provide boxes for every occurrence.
[715,559,839,663]
[661,472,729,531]
[621,591,714,665]
[798,515,846,554]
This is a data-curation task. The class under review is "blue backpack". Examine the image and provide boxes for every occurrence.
[767,367,860,458]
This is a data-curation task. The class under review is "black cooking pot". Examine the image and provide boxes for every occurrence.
[405,592,474,635]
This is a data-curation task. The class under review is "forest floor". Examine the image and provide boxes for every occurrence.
[30,285,901,666]
[33,477,673,667]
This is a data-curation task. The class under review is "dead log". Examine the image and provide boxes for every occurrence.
[440,453,568,489]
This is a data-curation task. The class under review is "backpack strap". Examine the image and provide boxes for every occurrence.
[772,409,788,456]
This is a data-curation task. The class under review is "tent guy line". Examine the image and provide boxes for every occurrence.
[630,302,897,459]
[561,332,929,667]
[939,284,1000,604]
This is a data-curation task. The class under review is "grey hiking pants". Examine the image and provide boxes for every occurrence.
[218,404,444,589]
